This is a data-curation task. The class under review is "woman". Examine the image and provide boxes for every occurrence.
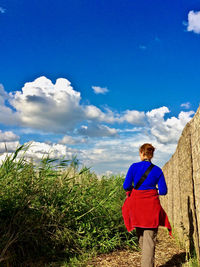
[122,143,171,267]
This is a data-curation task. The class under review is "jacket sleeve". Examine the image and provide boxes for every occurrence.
[157,172,167,195]
[123,164,134,191]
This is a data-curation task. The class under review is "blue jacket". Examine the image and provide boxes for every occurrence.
[123,160,167,195]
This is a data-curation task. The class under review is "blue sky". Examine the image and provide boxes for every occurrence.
[0,0,200,174]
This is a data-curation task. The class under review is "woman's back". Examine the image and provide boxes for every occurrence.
[123,160,167,195]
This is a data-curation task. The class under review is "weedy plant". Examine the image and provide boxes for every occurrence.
[0,145,137,266]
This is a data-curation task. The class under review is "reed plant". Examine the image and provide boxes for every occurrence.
[0,145,137,266]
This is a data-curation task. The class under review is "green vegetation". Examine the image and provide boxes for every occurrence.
[0,146,137,266]
[184,250,200,267]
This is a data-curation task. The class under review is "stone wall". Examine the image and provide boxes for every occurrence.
[160,106,200,261]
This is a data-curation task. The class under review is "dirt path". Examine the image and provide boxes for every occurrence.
[87,228,187,267]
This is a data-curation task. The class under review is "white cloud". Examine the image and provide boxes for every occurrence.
[0,130,20,153]
[77,124,118,137]
[0,130,19,142]
[187,10,200,34]
[117,127,142,133]
[59,135,87,145]
[181,102,190,109]
[9,77,84,132]
[84,105,116,123]
[0,7,6,13]
[119,110,145,125]
[4,77,116,133]
[92,86,109,94]
[0,141,20,153]
[23,141,76,162]
[146,106,170,120]
[177,110,195,126]
[0,105,19,126]
[146,107,194,144]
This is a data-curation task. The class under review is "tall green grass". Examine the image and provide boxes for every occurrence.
[0,146,137,266]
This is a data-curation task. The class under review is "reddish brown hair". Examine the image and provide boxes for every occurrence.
[139,143,155,159]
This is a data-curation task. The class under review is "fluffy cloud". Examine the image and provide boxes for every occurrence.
[146,106,170,120]
[147,107,194,144]
[5,77,116,133]
[59,135,87,145]
[77,124,118,137]
[9,77,84,132]
[119,110,145,125]
[117,127,143,133]
[0,130,20,153]
[23,141,77,162]
[92,86,109,94]
[0,105,19,126]
[187,10,200,34]
[84,105,116,123]
[0,130,19,142]
[0,141,19,153]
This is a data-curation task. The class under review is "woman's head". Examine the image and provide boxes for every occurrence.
[139,143,155,160]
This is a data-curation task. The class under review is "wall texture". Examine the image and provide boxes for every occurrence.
[160,106,200,261]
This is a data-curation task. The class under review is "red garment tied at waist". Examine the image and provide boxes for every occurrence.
[122,189,172,236]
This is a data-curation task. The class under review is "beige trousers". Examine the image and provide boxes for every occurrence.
[136,227,158,267]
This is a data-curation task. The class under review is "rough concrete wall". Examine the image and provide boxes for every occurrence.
[160,106,200,261]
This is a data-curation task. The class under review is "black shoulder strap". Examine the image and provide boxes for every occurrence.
[134,163,155,190]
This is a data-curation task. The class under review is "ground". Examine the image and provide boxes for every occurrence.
[87,228,187,267]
